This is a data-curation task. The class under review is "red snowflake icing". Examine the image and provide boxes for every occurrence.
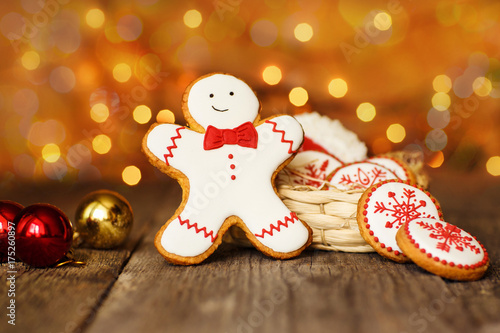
[339,166,388,189]
[293,159,329,187]
[374,188,433,229]
[416,221,480,254]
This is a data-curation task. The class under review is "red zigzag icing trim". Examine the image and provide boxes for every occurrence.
[255,212,298,238]
[177,216,216,242]
[265,120,297,154]
[163,127,185,166]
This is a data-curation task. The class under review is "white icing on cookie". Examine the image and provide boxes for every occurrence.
[145,73,310,258]
[294,112,367,163]
[362,181,442,255]
[405,218,487,267]
[367,156,410,181]
[329,162,398,190]
[283,150,343,188]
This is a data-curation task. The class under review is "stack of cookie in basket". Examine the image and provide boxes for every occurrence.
[275,112,489,281]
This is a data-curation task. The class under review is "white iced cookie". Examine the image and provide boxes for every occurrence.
[143,73,312,265]
[328,162,399,190]
[294,111,367,163]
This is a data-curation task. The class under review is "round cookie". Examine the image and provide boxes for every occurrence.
[328,162,399,190]
[284,150,343,188]
[396,218,489,281]
[143,73,312,265]
[367,155,416,184]
[357,180,443,263]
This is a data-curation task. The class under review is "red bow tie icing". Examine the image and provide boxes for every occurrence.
[203,121,258,150]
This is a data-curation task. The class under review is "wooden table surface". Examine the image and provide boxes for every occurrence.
[1,168,500,333]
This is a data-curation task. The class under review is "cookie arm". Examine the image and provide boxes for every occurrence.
[143,123,199,170]
[257,115,304,159]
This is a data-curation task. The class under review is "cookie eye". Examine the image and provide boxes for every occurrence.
[209,93,214,98]
[229,91,234,96]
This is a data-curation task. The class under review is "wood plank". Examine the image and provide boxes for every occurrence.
[0,181,176,333]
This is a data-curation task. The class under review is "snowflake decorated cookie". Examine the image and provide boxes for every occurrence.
[396,218,489,281]
[142,73,312,265]
[357,180,443,263]
[367,155,415,183]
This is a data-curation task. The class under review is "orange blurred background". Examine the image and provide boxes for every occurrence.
[1,0,499,187]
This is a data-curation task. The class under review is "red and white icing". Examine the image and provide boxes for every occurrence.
[404,218,488,269]
[145,73,310,257]
[328,162,399,190]
[361,180,443,255]
[367,156,411,181]
[285,150,343,188]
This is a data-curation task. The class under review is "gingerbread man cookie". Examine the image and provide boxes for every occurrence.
[143,73,312,265]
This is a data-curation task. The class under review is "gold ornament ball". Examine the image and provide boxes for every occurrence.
[75,190,133,249]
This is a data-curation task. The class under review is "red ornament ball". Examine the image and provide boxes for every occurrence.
[0,201,24,263]
[15,204,73,267]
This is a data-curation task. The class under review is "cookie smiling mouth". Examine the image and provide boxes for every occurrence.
[212,106,229,112]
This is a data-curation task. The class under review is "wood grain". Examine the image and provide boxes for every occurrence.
[1,171,500,333]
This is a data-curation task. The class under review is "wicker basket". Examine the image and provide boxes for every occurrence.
[224,151,427,252]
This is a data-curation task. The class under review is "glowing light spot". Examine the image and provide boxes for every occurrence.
[90,103,109,123]
[431,92,451,111]
[262,66,282,85]
[356,103,376,122]
[113,63,132,83]
[156,109,175,123]
[86,8,105,29]
[250,20,278,47]
[473,77,492,97]
[294,23,313,42]
[116,15,143,41]
[122,165,141,186]
[427,151,445,168]
[425,129,447,152]
[42,144,61,163]
[328,78,348,98]
[373,12,392,31]
[486,156,500,176]
[21,51,40,70]
[289,87,308,107]
[133,105,152,124]
[183,9,202,28]
[49,66,76,93]
[427,108,450,129]
[92,134,112,154]
[432,75,452,93]
[386,123,406,143]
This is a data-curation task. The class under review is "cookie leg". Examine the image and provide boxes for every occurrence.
[238,194,311,255]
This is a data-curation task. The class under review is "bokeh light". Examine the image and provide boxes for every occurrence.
[386,124,406,143]
[116,15,143,41]
[356,103,376,122]
[428,151,445,168]
[21,51,40,70]
[92,134,112,154]
[431,92,451,111]
[373,12,392,31]
[473,77,492,97]
[49,66,76,93]
[113,63,132,83]
[486,156,500,176]
[42,144,61,163]
[425,129,448,151]
[156,109,175,123]
[122,165,141,186]
[133,105,152,124]
[90,103,110,123]
[294,23,313,42]
[251,20,278,46]
[432,74,452,93]
[86,9,105,29]
[183,9,202,28]
[289,87,308,106]
[328,78,348,98]
[262,66,282,85]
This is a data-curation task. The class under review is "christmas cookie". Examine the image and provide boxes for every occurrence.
[357,180,443,263]
[396,218,489,281]
[367,155,415,183]
[143,73,312,265]
[281,150,343,188]
[294,112,367,163]
[328,162,399,190]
